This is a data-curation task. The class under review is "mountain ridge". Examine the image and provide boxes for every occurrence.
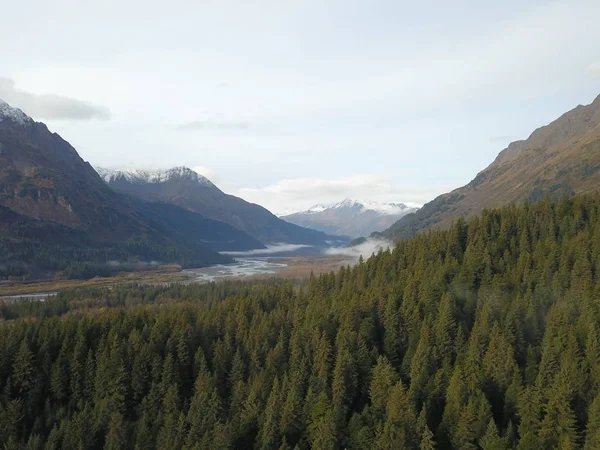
[98,165,341,246]
[0,99,273,276]
[97,167,217,188]
[382,93,600,241]
[282,198,419,238]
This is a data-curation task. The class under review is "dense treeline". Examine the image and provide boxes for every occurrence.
[0,234,231,280]
[2,196,600,448]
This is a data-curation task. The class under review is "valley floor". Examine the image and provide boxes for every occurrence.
[0,255,355,298]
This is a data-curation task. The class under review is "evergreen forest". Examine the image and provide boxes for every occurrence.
[2,196,600,449]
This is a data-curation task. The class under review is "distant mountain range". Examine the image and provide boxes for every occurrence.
[381,94,600,241]
[5,90,600,278]
[0,99,265,276]
[97,167,338,246]
[281,198,419,238]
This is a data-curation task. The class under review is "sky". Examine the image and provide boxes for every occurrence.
[1,0,600,214]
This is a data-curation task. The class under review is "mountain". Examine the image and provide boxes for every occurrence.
[281,198,419,238]
[382,94,600,241]
[98,167,339,246]
[0,99,267,276]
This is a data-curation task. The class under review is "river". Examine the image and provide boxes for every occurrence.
[182,258,288,283]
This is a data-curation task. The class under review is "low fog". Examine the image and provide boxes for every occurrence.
[324,237,394,260]
[221,243,312,256]
[219,239,395,261]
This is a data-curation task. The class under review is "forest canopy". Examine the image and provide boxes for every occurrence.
[2,195,600,449]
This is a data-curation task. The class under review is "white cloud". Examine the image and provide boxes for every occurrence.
[175,119,249,131]
[324,237,393,260]
[221,243,311,256]
[0,77,111,121]
[192,165,216,181]
[2,0,600,206]
[588,62,600,79]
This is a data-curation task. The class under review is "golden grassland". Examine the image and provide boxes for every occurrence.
[264,255,355,280]
[0,266,186,297]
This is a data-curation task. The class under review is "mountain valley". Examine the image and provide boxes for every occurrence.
[98,167,339,247]
[0,101,269,277]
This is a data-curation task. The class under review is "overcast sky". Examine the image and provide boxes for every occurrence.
[1,0,600,214]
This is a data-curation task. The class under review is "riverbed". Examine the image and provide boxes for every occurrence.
[0,259,289,301]
[0,255,354,301]
[182,258,289,283]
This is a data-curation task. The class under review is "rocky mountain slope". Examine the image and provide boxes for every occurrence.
[98,167,338,246]
[0,100,265,276]
[282,198,419,238]
[383,94,600,241]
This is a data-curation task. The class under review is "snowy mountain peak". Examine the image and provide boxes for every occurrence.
[282,199,421,238]
[307,198,419,216]
[0,99,33,126]
[96,166,216,187]
[334,198,364,209]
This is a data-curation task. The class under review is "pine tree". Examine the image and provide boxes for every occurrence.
[374,380,417,449]
[538,377,579,449]
[156,385,185,450]
[420,425,436,450]
[307,393,337,450]
[133,413,154,450]
[185,365,220,446]
[259,377,282,450]
[453,398,478,450]
[369,356,399,421]
[12,340,35,398]
[104,412,127,450]
[479,419,507,450]
[585,393,600,449]
[435,293,457,364]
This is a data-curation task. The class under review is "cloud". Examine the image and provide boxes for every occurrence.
[221,243,311,256]
[192,165,217,181]
[0,77,111,121]
[175,118,249,131]
[324,237,393,260]
[235,175,448,215]
[587,62,600,79]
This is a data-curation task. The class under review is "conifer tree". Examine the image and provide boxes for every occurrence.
[104,412,128,450]
[369,356,399,422]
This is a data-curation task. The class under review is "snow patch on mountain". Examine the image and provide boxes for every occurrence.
[281,198,421,238]
[306,204,328,214]
[96,166,215,187]
[302,198,421,216]
[0,98,33,126]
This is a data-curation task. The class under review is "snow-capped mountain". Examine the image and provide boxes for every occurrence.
[0,99,33,126]
[0,97,257,272]
[96,165,337,246]
[96,166,216,188]
[281,198,420,238]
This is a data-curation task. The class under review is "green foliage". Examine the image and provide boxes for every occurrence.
[3,196,600,448]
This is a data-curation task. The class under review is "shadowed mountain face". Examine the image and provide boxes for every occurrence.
[98,167,338,246]
[383,94,600,241]
[0,100,273,275]
[281,198,419,238]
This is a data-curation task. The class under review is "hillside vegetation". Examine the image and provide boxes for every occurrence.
[2,196,600,449]
[0,103,258,278]
[384,95,600,241]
